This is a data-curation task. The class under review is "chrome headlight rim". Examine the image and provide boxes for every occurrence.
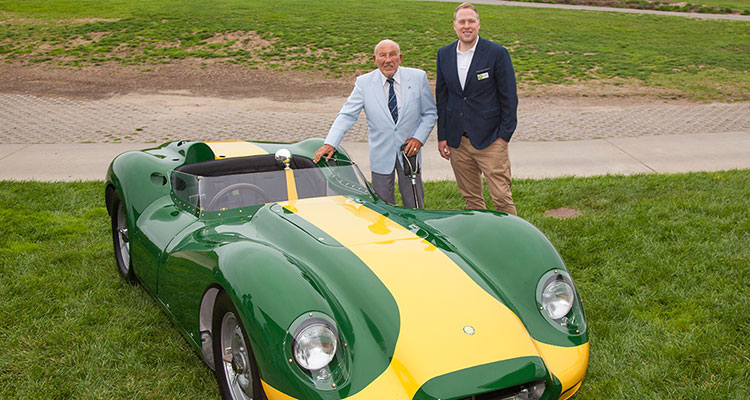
[292,318,338,371]
[284,311,348,391]
[536,269,585,334]
[287,312,340,372]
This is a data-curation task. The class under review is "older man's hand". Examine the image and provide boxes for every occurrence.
[313,144,336,163]
[403,138,423,157]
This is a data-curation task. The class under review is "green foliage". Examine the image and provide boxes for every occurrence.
[0,0,748,99]
[1,171,749,398]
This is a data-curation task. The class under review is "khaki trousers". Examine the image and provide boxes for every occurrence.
[449,136,517,215]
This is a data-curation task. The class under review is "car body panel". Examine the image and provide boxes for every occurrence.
[533,340,589,397]
[105,139,588,400]
[413,357,549,400]
[274,196,551,399]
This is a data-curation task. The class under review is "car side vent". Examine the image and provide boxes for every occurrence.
[457,380,546,400]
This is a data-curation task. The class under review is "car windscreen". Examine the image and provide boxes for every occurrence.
[171,165,372,212]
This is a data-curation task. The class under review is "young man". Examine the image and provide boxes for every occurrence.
[314,39,437,208]
[436,2,519,214]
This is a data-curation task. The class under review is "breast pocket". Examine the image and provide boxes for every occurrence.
[475,68,491,82]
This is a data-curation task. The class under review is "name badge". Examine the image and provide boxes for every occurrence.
[477,72,489,81]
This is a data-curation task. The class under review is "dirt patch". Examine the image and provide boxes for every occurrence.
[69,18,121,24]
[204,31,275,53]
[518,79,697,109]
[544,208,582,219]
[68,31,109,47]
[0,61,355,101]
[0,60,694,111]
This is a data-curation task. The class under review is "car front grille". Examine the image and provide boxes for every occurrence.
[456,380,546,400]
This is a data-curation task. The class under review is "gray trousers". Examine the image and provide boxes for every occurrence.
[371,159,424,209]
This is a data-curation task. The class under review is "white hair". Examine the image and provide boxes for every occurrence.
[374,39,400,55]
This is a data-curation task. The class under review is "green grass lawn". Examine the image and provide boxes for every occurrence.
[1,0,748,100]
[696,0,750,9]
[1,171,749,399]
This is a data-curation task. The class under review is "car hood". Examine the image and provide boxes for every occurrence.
[272,196,575,397]
[206,195,587,399]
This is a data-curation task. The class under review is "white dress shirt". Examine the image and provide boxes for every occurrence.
[379,68,402,116]
[456,38,478,90]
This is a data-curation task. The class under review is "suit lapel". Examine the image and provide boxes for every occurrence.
[370,71,393,125]
[463,38,485,93]
[399,70,413,124]
[445,41,464,95]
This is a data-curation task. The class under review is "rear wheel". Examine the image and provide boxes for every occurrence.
[212,292,266,400]
[110,191,137,284]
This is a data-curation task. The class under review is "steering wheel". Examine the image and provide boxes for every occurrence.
[206,183,269,210]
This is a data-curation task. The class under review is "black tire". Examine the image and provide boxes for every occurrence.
[212,292,266,400]
[110,191,137,284]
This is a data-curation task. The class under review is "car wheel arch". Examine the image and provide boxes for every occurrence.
[105,184,117,216]
[198,284,275,374]
[199,285,222,371]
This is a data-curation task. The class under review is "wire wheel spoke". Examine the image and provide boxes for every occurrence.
[221,313,254,400]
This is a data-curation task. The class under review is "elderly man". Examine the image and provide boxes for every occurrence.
[436,2,519,215]
[313,39,437,208]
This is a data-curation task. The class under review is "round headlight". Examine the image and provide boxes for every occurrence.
[542,279,574,320]
[293,323,337,371]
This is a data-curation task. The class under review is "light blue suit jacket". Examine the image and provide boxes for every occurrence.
[324,67,437,174]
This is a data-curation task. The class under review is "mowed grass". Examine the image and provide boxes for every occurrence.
[1,0,748,100]
[1,171,749,399]
[0,182,219,399]
[697,0,750,9]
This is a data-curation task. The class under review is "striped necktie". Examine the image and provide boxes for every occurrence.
[387,78,398,124]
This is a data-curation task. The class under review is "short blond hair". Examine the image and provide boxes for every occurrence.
[454,2,478,20]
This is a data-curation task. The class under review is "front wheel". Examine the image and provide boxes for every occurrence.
[212,292,266,400]
[110,191,137,284]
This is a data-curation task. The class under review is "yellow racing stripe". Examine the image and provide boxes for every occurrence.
[284,168,298,203]
[205,140,268,159]
[276,196,542,399]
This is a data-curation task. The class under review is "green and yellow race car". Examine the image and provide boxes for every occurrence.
[104,139,588,400]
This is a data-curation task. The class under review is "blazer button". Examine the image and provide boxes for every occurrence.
[459,112,464,118]
[463,97,467,101]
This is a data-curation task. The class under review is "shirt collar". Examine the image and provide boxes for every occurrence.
[456,36,479,55]
[380,68,401,86]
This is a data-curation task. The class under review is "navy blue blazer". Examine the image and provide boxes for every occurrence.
[436,37,518,149]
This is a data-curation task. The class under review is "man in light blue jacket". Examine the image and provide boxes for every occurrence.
[313,39,437,208]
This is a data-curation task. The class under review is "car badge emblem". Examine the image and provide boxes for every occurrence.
[463,325,476,336]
